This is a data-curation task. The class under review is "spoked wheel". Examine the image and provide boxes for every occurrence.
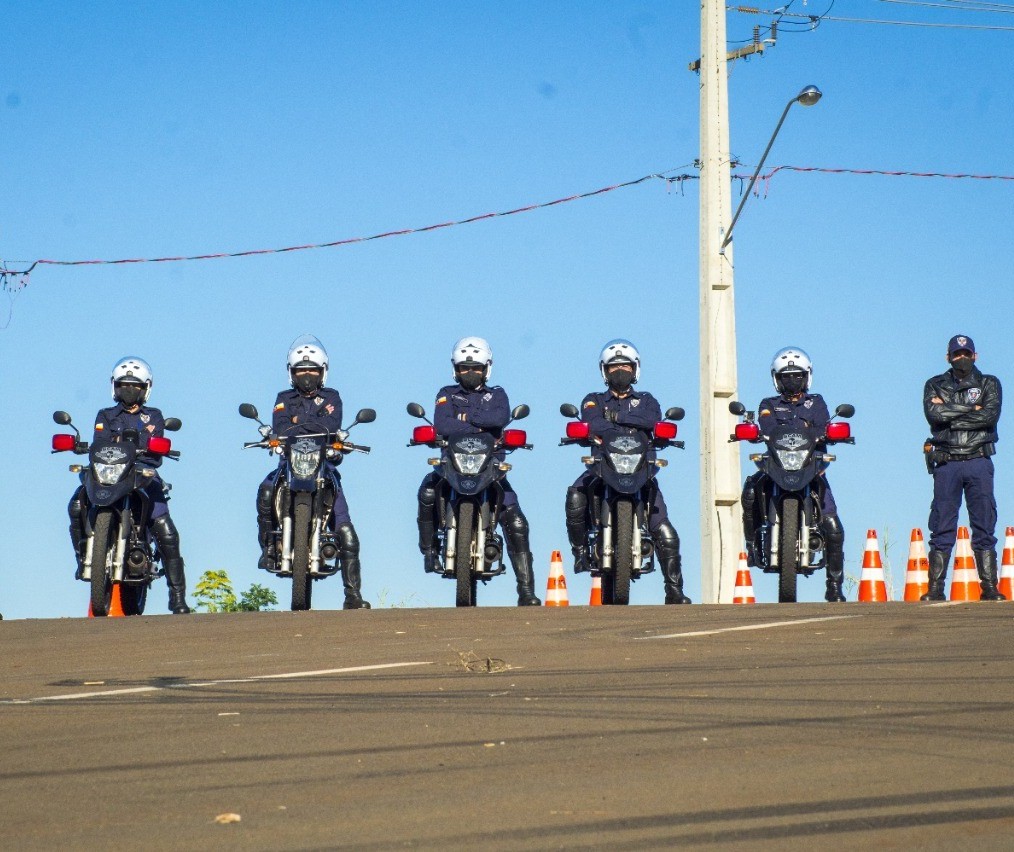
[291,494,313,611]
[454,501,478,607]
[89,510,115,617]
[778,496,800,603]
[610,498,634,606]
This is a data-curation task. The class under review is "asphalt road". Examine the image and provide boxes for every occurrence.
[2,602,1013,850]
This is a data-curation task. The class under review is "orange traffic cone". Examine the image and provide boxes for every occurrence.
[903,529,930,602]
[732,553,756,604]
[545,551,570,607]
[589,575,602,606]
[949,527,981,601]
[998,527,1014,600]
[87,583,127,618]
[858,529,888,602]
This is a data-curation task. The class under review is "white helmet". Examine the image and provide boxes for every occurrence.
[599,339,641,384]
[110,356,153,403]
[451,336,493,381]
[287,334,329,388]
[770,346,812,393]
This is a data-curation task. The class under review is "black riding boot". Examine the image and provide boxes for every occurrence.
[741,475,760,568]
[565,487,591,573]
[974,549,1006,601]
[921,549,948,601]
[152,515,190,614]
[256,480,276,571]
[417,478,440,574]
[820,514,846,602]
[502,506,541,606]
[68,487,86,580]
[337,523,370,609]
[654,521,691,604]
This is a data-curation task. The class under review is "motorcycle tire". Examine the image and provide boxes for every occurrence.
[454,501,478,608]
[611,498,634,606]
[778,496,800,603]
[89,510,115,617]
[120,583,147,616]
[291,494,313,612]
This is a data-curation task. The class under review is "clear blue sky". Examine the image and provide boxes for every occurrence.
[3,1,1013,617]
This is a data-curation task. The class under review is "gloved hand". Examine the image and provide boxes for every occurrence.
[604,408,619,423]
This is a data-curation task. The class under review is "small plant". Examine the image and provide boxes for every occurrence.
[194,569,278,612]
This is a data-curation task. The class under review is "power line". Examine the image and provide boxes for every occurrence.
[737,5,1014,28]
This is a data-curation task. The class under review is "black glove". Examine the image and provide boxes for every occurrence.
[604,408,618,423]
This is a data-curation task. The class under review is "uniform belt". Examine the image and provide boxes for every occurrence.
[946,447,989,462]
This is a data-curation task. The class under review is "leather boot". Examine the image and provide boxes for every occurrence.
[502,506,541,605]
[152,515,190,614]
[417,480,440,573]
[337,523,371,609]
[974,549,1006,601]
[68,487,86,581]
[921,549,948,601]
[741,476,760,568]
[565,487,591,573]
[821,514,846,602]
[256,480,276,571]
[654,522,691,604]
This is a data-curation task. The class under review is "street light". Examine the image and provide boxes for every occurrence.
[720,85,822,252]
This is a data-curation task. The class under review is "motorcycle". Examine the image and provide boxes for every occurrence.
[407,401,531,607]
[728,400,855,602]
[239,403,375,611]
[51,410,182,617]
[559,403,685,605]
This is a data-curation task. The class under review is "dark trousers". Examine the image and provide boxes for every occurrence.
[928,456,997,553]
[260,466,351,527]
[570,470,670,532]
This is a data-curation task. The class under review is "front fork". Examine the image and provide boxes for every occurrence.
[81,499,131,582]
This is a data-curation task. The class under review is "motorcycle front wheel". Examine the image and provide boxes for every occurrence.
[290,494,313,611]
[454,501,478,607]
[610,498,634,606]
[778,496,800,603]
[120,583,148,616]
[89,510,115,617]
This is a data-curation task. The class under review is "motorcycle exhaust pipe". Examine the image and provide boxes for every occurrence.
[321,543,338,560]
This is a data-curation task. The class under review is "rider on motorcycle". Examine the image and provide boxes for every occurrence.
[741,347,846,602]
[256,335,370,609]
[565,340,691,605]
[416,337,542,606]
[67,356,191,614]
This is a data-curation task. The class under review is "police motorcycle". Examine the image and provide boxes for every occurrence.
[239,403,375,611]
[559,403,685,605]
[51,410,181,617]
[729,400,854,603]
[407,401,531,607]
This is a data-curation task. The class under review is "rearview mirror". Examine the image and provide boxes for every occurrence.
[835,404,855,419]
[355,408,377,424]
[665,407,685,422]
[728,401,746,416]
[163,418,182,432]
[406,402,426,419]
[239,403,259,420]
[53,411,72,426]
[511,404,530,421]
[560,403,579,419]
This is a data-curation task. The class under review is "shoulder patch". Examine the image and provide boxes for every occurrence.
[274,403,285,411]
[95,423,104,431]
[583,400,597,408]
[436,396,448,405]
[759,409,771,417]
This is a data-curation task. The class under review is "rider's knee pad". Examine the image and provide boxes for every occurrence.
[336,522,359,557]
[819,514,845,547]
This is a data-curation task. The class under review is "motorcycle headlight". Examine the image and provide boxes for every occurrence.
[775,449,809,471]
[608,452,643,475]
[291,450,321,478]
[92,462,128,485]
[453,452,488,475]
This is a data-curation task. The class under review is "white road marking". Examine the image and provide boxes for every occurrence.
[1,661,433,705]
[641,614,860,640]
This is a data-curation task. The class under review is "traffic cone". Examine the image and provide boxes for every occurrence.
[732,553,755,604]
[545,551,570,607]
[949,527,981,602]
[589,575,602,606]
[998,527,1014,600]
[858,529,888,602]
[86,583,127,618]
[903,529,930,602]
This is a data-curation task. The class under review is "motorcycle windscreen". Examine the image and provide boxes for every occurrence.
[447,432,497,493]
[601,428,652,491]
[765,423,819,491]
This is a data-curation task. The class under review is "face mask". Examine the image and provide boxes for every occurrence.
[779,373,807,397]
[457,370,484,392]
[950,356,974,377]
[116,385,144,407]
[606,370,634,393]
[294,372,322,394]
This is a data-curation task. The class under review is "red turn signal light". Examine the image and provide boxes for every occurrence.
[734,423,760,441]
[826,422,851,441]
[502,429,527,448]
[653,421,677,441]
[566,421,590,440]
[413,425,437,444]
[147,436,172,455]
[52,434,76,452]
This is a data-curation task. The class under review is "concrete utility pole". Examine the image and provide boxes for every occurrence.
[698,0,741,604]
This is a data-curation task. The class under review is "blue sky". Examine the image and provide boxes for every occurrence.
[3,1,1013,617]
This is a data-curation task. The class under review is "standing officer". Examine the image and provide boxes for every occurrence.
[922,335,1005,601]
[741,347,847,602]
[68,356,191,614]
[416,337,541,606]
[256,335,370,609]
[565,339,691,604]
